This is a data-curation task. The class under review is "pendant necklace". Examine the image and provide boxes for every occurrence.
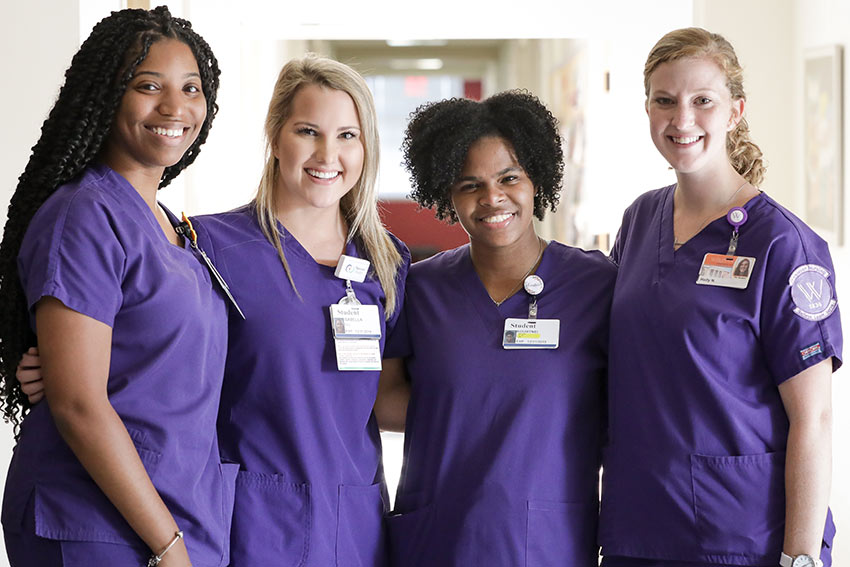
[673,180,748,248]
[491,238,545,306]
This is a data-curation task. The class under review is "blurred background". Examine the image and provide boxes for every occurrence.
[1,0,847,564]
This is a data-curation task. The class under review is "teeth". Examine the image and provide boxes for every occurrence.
[151,126,183,138]
[307,169,340,179]
[672,136,700,144]
[482,213,513,224]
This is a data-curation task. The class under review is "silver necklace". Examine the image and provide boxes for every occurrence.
[673,181,747,247]
[491,238,545,306]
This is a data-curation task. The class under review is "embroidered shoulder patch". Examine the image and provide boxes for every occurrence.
[789,264,838,321]
[800,342,823,361]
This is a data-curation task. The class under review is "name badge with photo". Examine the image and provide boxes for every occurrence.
[329,304,382,371]
[502,318,560,349]
[696,253,756,289]
[329,304,381,339]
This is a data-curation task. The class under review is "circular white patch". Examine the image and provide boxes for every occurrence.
[789,264,837,321]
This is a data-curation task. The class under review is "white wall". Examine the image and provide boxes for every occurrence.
[0,2,81,220]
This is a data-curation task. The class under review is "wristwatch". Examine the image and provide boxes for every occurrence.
[779,552,823,567]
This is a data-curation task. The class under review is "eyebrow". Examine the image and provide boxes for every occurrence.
[133,71,201,79]
[293,121,361,131]
[456,166,521,182]
[652,88,720,96]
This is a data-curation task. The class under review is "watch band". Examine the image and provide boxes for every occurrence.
[780,552,823,567]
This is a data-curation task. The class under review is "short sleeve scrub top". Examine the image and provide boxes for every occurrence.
[2,164,237,566]
[191,206,410,567]
[386,242,615,567]
[599,186,843,567]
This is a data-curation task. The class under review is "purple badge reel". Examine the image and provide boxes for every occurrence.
[725,207,748,256]
[727,207,748,229]
[789,264,838,321]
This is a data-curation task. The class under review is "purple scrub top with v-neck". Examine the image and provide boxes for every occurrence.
[3,164,238,566]
[384,242,614,566]
[191,205,410,567]
[599,185,842,566]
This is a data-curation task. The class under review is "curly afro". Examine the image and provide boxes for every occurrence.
[401,90,563,223]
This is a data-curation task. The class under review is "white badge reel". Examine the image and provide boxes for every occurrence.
[503,275,560,349]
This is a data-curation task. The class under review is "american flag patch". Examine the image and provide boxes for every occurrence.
[800,342,823,361]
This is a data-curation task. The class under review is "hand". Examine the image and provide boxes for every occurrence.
[17,347,45,404]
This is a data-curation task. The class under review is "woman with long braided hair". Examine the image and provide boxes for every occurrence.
[0,7,236,566]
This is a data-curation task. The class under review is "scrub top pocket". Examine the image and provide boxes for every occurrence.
[690,452,785,557]
[336,482,387,567]
[229,470,310,567]
[526,500,598,567]
[28,441,162,544]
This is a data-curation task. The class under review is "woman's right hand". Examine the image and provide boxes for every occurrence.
[17,346,45,404]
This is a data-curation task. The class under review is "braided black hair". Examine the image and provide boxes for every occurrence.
[0,6,220,434]
[402,90,563,223]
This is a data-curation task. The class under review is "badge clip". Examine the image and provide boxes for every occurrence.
[339,280,361,306]
[176,213,246,319]
[726,207,748,256]
[524,275,544,320]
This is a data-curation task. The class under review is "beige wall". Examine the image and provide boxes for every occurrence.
[790,1,850,564]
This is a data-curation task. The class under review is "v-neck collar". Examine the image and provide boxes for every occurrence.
[460,241,555,329]
[657,184,765,279]
[272,217,359,270]
[92,163,192,254]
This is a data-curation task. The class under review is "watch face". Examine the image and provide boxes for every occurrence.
[792,556,816,567]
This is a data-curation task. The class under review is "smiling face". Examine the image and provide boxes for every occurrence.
[102,38,206,181]
[450,136,537,250]
[272,84,365,212]
[646,56,743,178]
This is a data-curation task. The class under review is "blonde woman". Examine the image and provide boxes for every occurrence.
[600,28,841,567]
[191,55,408,567]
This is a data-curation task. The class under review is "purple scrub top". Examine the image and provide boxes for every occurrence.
[2,164,238,566]
[384,242,614,566]
[599,185,843,566]
[191,205,410,567]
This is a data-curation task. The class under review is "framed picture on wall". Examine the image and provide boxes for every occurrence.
[803,45,844,245]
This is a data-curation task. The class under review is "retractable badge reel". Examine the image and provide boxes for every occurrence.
[175,213,245,319]
[502,274,560,349]
[330,255,382,371]
[696,206,757,290]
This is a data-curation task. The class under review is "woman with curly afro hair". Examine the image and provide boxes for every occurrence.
[375,91,614,565]
[0,7,236,566]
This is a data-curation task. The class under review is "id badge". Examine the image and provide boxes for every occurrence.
[503,318,560,349]
[330,303,382,371]
[696,253,756,289]
[329,304,381,339]
[334,339,382,371]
